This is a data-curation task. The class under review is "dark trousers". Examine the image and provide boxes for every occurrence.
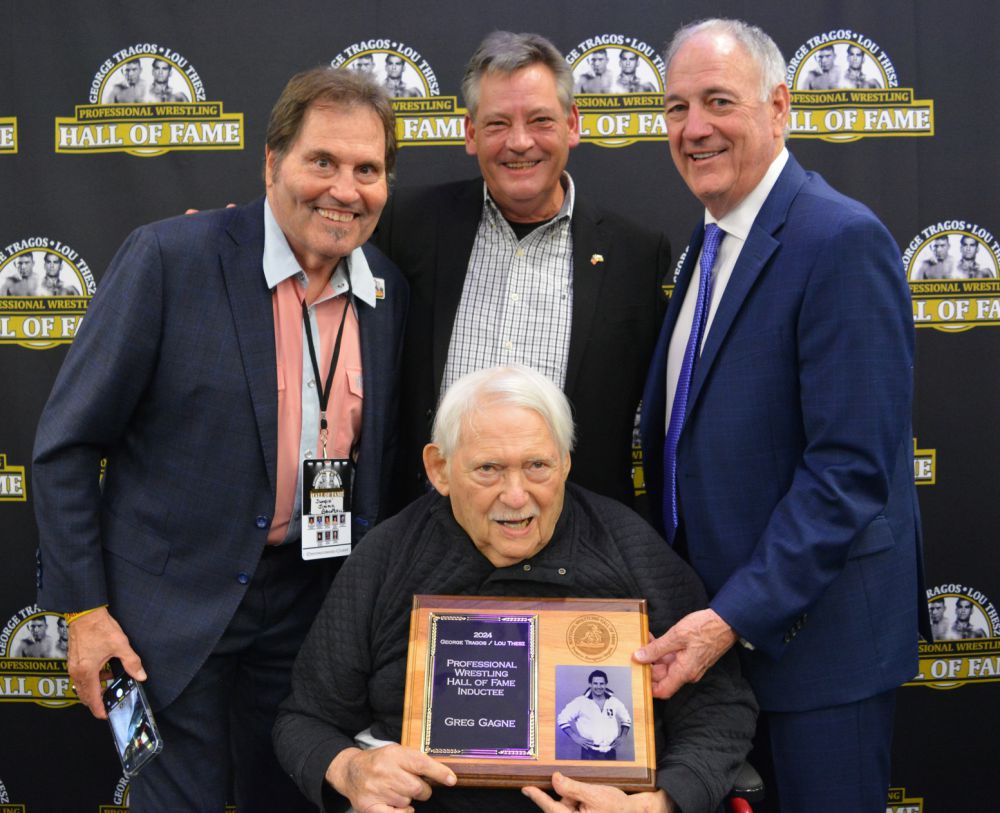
[748,689,896,813]
[130,545,325,813]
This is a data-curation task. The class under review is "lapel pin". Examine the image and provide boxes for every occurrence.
[590,254,604,266]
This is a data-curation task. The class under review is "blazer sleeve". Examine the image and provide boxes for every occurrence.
[33,226,166,612]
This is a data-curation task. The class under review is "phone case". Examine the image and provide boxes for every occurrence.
[103,674,165,778]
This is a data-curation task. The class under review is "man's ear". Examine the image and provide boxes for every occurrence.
[423,444,450,496]
[566,103,581,149]
[770,83,791,137]
[463,113,477,157]
[264,146,276,188]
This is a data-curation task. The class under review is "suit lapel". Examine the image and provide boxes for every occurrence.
[686,156,807,412]
[431,181,484,389]
[564,198,605,397]
[219,198,278,495]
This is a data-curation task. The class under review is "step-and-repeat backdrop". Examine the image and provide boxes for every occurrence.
[1,1,996,810]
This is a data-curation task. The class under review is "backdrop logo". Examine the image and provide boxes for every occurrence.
[0,455,26,502]
[98,776,236,813]
[887,786,924,813]
[907,585,1000,690]
[55,44,244,156]
[0,240,94,349]
[786,31,934,141]
[563,35,665,147]
[913,438,935,486]
[0,118,15,154]
[631,406,644,496]
[97,775,131,813]
[331,41,457,145]
[904,222,1000,331]
[661,244,691,300]
[0,606,76,708]
[0,776,26,812]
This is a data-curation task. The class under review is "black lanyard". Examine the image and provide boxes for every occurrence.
[301,274,353,458]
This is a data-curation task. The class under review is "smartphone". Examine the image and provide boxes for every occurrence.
[102,658,164,777]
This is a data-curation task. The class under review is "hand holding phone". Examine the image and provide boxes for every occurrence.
[103,658,164,777]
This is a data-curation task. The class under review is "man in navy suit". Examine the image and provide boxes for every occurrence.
[634,19,926,812]
[33,68,407,812]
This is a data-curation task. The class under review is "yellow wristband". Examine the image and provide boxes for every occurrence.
[64,605,107,625]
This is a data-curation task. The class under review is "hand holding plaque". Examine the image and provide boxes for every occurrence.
[401,595,656,790]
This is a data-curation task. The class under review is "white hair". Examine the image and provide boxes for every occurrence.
[664,18,787,103]
[431,365,575,459]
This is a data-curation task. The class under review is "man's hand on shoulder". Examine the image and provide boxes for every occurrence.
[523,772,676,813]
[633,609,737,699]
[184,203,236,214]
[67,607,146,719]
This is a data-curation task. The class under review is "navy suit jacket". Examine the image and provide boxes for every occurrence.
[33,198,408,708]
[640,155,927,711]
[374,178,670,510]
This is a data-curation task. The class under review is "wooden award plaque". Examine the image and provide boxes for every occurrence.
[401,595,656,790]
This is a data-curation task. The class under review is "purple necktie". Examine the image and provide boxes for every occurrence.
[664,224,723,538]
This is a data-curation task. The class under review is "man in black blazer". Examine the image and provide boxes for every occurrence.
[375,31,670,510]
[33,69,407,812]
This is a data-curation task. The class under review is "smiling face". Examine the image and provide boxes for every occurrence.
[265,103,388,277]
[464,64,580,223]
[664,30,788,219]
[423,403,570,568]
[589,675,608,698]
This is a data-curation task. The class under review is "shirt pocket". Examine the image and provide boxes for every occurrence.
[346,366,363,399]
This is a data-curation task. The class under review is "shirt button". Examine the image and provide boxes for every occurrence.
[255,515,269,529]
[515,248,525,257]
[307,379,316,388]
[522,564,532,572]
[304,450,313,459]
[558,568,567,576]
[511,293,520,303]
[238,572,250,584]
[502,341,513,351]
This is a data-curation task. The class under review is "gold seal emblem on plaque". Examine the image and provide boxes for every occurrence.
[566,615,619,662]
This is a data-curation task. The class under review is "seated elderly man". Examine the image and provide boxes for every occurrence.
[274,365,756,813]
